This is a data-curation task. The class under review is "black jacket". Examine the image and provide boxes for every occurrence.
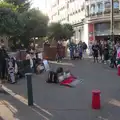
[0,48,8,63]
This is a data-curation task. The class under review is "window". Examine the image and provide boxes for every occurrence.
[78,9,80,13]
[97,2,103,13]
[114,1,119,9]
[86,5,89,16]
[104,1,111,9]
[69,0,75,3]
[90,4,95,14]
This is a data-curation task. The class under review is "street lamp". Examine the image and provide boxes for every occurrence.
[109,0,114,57]
[111,0,114,42]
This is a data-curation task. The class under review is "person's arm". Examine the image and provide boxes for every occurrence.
[4,49,9,58]
[92,45,94,51]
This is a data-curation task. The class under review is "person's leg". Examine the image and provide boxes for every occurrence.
[70,50,72,59]
[96,57,98,63]
[0,65,2,83]
[104,54,107,64]
[113,58,117,68]
[1,65,5,80]
[94,56,96,63]
[100,53,102,61]
[59,56,62,62]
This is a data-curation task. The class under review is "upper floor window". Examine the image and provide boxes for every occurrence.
[113,1,119,9]
[90,4,96,14]
[69,0,75,3]
[97,2,103,13]
[85,5,89,16]
[104,1,111,12]
[59,6,65,11]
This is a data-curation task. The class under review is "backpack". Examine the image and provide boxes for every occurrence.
[47,71,58,83]
[83,43,87,50]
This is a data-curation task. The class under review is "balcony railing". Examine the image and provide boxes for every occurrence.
[87,9,120,18]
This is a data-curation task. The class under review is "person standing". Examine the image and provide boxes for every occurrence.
[78,41,83,59]
[26,50,34,73]
[0,45,8,82]
[88,41,93,56]
[98,41,103,61]
[68,40,74,60]
[110,46,117,68]
[56,41,63,62]
[103,41,109,64]
[92,41,99,63]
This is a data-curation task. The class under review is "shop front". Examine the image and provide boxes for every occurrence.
[94,21,120,41]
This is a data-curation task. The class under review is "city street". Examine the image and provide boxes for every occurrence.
[2,59,120,120]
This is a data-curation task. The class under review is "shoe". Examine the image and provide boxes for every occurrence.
[11,81,16,84]
[104,62,107,64]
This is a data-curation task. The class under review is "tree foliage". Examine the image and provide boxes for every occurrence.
[48,22,74,41]
[0,0,49,48]
[62,23,74,40]
[0,1,16,11]
[48,22,63,41]
[0,1,23,36]
[4,0,30,12]
[18,9,49,46]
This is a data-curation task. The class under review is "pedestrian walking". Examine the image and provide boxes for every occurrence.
[92,41,99,63]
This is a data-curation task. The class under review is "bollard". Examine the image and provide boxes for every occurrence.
[117,66,120,76]
[25,73,33,106]
[92,90,101,109]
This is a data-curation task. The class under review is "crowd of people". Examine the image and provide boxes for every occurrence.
[65,39,120,69]
[90,40,120,68]
[67,40,87,60]
[0,38,120,84]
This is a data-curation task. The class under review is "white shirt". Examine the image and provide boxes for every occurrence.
[26,54,33,68]
[38,53,43,60]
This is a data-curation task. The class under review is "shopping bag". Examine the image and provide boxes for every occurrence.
[43,60,50,71]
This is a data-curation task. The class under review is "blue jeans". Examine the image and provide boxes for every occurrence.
[70,50,74,59]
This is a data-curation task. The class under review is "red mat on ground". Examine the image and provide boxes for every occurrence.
[60,76,76,86]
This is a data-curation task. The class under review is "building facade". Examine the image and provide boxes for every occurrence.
[50,0,120,45]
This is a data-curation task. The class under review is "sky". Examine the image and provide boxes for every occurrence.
[32,0,51,14]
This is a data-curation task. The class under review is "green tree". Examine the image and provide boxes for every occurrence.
[48,22,74,41]
[18,8,49,47]
[4,0,30,12]
[0,1,23,37]
[48,22,64,41]
[62,23,74,40]
[0,0,49,48]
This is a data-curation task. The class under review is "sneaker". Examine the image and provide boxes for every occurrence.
[104,62,107,64]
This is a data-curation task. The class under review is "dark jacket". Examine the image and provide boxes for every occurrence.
[103,44,109,55]
[0,48,8,64]
[92,44,99,57]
